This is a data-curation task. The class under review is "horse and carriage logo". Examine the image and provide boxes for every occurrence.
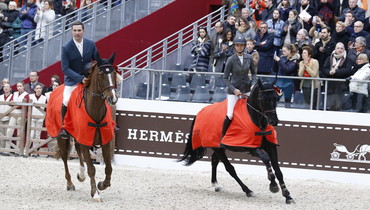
[330,143,370,163]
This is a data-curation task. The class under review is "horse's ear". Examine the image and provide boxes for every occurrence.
[96,51,103,65]
[108,52,116,64]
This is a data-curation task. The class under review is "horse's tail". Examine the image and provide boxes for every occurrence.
[53,137,71,160]
[179,117,206,166]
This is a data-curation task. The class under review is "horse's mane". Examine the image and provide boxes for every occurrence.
[83,61,98,88]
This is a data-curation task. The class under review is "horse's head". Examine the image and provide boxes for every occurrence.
[254,79,280,126]
[86,52,118,105]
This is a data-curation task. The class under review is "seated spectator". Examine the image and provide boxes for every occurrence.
[29,84,47,141]
[296,0,317,32]
[246,38,259,69]
[255,0,276,22]
[278,0,292,22]
[308,16,328,45]
[313,27,336,76]
[34,0,56,43]
[213,28,234,73]
[348,21,370,49]
[189,27,211,72]
[46,74,60,92]
[295,28,312,56]
[254,21,274,76]
[273,44,300,108]
[298,46,320,109]
[348,53,370,113]
[0,83,13,149]
[24,70,47,94]
[236,16,256,40]
[338,0,366,22]
[322,42,353,111]
[222,0,245,18]
[332,21,350,50]
[223,15,237,35]
[347,36,370,66]
[281,9,302,46]
[266,9,285,53]
[2,1,19,29]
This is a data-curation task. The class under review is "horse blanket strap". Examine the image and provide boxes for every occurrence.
[192,99,278,150]
[255,130,272,136]
[88,122,108,128]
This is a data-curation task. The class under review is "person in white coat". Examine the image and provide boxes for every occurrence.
[29,84,47,141]
[34,0,56,43]
[0,83,13,149]
[348,53,370,112]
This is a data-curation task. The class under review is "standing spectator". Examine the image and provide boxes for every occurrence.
[281,9,302,46]
[24,70,46,94]
[5,81,29,151]
[343,10,355,36]
[34,0,55,43]
[348,21,370,49]
[0,83,13,149]
[2,1,19,28]
[317,0,336,31]
[348,53,370,112]
[210,21,224,66]
[338,0,366,22]
[81,0,93,22]
[332,21,350,51]
[295,28,312,56]
[45,79,61,101]
[53,0,63,15]
[246,38,259,69]
[255,21,274,76]
[278,0,292,22]
[298,46,320,108]
[273,44,300,108]
[313,27,336,76]
[236,16,256,40]
[223,0,245,18]
[61,0,76,27]
[222,35,257,137]
[189,27,211,72]
[223,15,237,35]
[29,84,47,141]
[322,42,353,111]
[213,28,234,73]
[0,24,12,62]
[347,36,370,65]
[255,0,276,22]
[46,74,60,92]
[241,8,254,22]
[19,0,38,45]
[296,0,317,32]
[335,0,349,17]
[308,16,328,45]
[266,9,285,53]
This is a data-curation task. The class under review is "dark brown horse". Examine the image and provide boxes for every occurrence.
[46,52,118,202]
[180,79,295,204]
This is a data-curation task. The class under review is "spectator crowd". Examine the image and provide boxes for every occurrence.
[189,0,370,112]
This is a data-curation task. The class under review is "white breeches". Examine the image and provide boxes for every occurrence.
[226,94,239,120]
[30,118,44,140]
[63,85,78,106]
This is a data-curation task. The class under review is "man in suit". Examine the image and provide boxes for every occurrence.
[59,21,97,139]
[24,70,46,94]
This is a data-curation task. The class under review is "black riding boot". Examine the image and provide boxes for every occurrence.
[58,104,69,139]
[221,116,232,138]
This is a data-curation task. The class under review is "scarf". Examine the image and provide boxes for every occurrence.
[230,0,239,14]
[287,18,295,25]
[238,25,247,33]
[321,36,331,47]
[330,50,346,70]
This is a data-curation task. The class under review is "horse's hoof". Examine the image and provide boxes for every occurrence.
[67,184,75,191]
[97,181,110,191]
[286,198,295,204]
[77,174,86,182]
[92,191,102,202]
[246,191,255,197]
[214,186,221,192]
[269,184,279,193]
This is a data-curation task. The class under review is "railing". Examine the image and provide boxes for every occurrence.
[0,0,173,84]
[117,6,227,98]
[117,68,370,113]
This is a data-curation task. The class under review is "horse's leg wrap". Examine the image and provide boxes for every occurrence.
[280,182,295,204]
[211,151,221,192]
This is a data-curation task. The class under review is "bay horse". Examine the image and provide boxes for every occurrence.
[46,52,118,202]
[180,79,295,204]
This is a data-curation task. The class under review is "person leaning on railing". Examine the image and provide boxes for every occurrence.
[347,53,370,113]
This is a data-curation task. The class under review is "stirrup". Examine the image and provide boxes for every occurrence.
[58,128,69,139]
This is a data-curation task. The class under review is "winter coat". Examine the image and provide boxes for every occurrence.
[34,9,56,40]
[266,19,285,47]
[322,54,353,93]
[279,6,292,22]
[313,38,336,72]
[235,27,256,40]
[213,40,234,73]
[276,54,299,88]
[349,63,370,96]
[332,30,349,50]
[255,5,276,22]
[189,39,212,72]
[298,58,320,89]
[339,5,366,22]
[296,4,317,31]
[254,31,274,74]
[19,3,38,29]
[3,9,20,25]
[223,53,257,94]
[347,48,370,65]
[281,19,302,45]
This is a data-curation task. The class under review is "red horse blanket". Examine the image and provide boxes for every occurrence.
[192,99,277,150]
[46,84,115,146]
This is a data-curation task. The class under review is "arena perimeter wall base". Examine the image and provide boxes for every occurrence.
[114,99,370,184]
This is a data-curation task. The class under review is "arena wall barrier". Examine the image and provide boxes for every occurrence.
[115,99,370,175]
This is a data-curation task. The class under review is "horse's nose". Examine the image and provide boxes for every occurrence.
[108,97,118,105]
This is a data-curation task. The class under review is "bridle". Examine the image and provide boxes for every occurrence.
[247,87,277,121]
[85,64,116,100]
